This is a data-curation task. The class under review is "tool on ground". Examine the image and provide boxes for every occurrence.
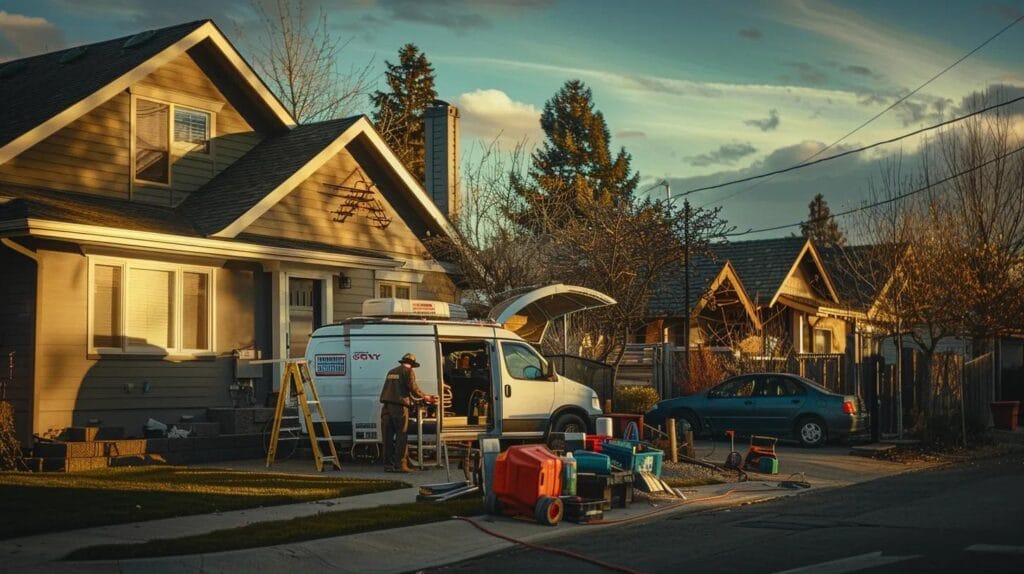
[743,435,778,474]
[723,430,742,469]
[262,359,341,471]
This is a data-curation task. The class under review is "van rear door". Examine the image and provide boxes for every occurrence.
[487,284,616,343]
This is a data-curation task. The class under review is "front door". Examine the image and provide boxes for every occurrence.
[288,278,321,359]
[497,340,555,433]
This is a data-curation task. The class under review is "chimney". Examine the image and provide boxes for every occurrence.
[423,101,460,219]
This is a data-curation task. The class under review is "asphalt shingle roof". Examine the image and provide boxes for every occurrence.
[710,237,807,304]
[177,117,360,235]
[647,254,726,317]
[0,184,197,236]
[0,21,207,150]
[818,244,883,309]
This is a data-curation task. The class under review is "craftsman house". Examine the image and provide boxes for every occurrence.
[0,21,461,444]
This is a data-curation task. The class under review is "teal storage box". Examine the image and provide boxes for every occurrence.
[601,440,663,476]
[573,450,612,473]
[758,456,779,474]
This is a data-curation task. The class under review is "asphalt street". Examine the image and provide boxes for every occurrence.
[430,451,1024,574]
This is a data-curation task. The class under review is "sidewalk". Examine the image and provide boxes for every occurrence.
[1,446,941,574]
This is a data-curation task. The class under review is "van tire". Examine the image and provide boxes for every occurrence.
[551,412,588,434]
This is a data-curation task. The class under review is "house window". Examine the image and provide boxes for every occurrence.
[134,96,216,187]
[814,329,833,353]
[378,282,413,299]
[173,107,211,154]
[135,99,170,184]
[90,258,214,354]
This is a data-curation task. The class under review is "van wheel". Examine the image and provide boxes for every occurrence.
[552,413,587,434]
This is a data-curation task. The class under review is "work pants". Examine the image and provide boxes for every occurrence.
[381,403,409,469]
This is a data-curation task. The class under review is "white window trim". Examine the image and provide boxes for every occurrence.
[813,327,834,354]
[130,94,218,192]
[87,255,216,357]
[376,281,415,299]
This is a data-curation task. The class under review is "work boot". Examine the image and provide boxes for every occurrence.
[397,461,413,473]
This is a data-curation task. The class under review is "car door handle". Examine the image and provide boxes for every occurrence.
[791,399,801,404]
[504,385,511,398]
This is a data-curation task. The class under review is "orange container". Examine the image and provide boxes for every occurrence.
[492,445,563,518]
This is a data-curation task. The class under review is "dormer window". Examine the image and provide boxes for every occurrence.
[133,95,216,188]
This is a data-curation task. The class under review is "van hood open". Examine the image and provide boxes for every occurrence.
[487,284,616,343]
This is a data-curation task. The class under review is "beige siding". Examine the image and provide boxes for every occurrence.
[0,244,37,445]
[133,50,262,206]
[0,94,131,199]
[32,247,257,436]
[244,150,431,258]
[332,268,376,322]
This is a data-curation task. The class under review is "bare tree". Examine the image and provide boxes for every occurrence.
[245,0,373,123]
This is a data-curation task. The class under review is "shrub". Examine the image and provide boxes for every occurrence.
[0,401,22,470]
[614,385,661,414]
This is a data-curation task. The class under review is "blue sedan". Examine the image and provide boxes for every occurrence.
[645,373,868,447]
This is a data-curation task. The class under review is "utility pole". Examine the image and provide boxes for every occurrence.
[662,180,690,400]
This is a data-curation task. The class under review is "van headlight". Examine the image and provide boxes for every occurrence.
[591,394,601,411]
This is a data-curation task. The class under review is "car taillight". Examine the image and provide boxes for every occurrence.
[843,400,856,414]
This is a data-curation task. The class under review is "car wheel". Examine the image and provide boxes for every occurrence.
[674,411,701,441]
[796,416,827,448]
[552,412,588,434]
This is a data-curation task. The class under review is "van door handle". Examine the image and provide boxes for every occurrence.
[504,385,511,398]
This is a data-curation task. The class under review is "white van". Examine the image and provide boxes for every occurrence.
[304,284,614,444]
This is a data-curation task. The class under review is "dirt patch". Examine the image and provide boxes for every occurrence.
[659,459,742,487]
[868,442,1022,465]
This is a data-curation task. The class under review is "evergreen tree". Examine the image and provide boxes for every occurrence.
[513,79,639,229]
[371,44,437,181]
[800,193,846,247]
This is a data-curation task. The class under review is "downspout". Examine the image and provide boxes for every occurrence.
[1,238,40,447]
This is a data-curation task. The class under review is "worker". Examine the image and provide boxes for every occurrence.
[379,352,430,473]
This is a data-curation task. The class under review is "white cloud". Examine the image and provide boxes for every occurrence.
[0,11,64,60]
[456,88,542,146]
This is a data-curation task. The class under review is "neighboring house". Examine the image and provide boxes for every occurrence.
[0,21,461,443]
[711,237,855,359]
[645,256,761,350]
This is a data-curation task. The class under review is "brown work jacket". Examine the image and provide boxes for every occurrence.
[379,365,424,407]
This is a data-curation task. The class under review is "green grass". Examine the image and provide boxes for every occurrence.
[65,497,483,561]
[0,466,408,539]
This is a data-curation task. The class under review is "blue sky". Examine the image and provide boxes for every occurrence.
[2,0,1023,236]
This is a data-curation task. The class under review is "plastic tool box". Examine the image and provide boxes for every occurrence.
[572,450,612,473]
[602,439,664,477]
[577,469,634,510]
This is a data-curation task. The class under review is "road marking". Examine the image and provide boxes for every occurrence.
[966,544,1024,555]
[772,551,920,574]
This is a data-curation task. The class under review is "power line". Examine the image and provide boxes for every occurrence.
[725,142,1024,238]
[674,94,1024,197]
[696,13,1024,207]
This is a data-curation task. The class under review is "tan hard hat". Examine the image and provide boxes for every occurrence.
[399,353,420,368]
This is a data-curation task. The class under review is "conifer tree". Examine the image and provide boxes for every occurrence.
[513,79,639,229]
[371,44,437,181]
[800,193,846,247]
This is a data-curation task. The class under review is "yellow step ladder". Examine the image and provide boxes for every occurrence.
[266,359,341,471]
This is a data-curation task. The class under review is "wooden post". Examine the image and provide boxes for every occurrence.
[667,418,678,463]
[685,430,695,459]
[604,399,613,414]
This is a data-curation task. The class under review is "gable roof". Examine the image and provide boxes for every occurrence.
[710,237,807,304]
[178,117,360,235]
[818,244,883,310]
[180,115,459,243]
[0,20,295,166]
[648,254,728,316]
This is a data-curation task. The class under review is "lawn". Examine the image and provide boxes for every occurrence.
[65,497,483,561]
[0,466,408,539]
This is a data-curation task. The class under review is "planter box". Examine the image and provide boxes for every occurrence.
[990,401,1020,431]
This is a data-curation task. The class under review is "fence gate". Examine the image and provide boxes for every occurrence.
[964,352,995,431]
